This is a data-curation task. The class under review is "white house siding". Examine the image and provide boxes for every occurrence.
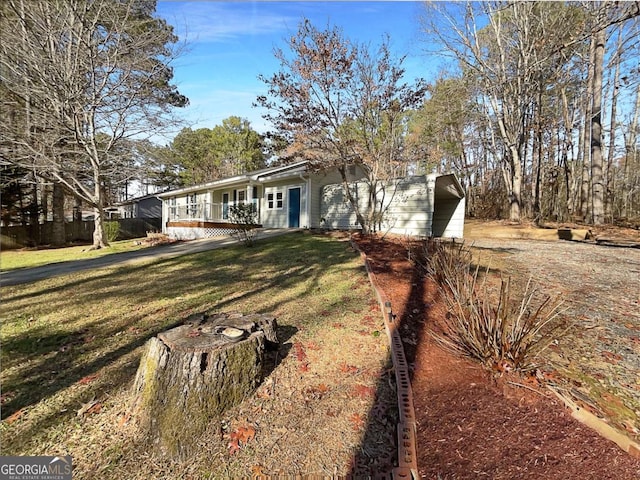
[309,167,367,228]
[431,174,465,238]
[319,173,465,238]
[320,176,433,234]
[260,179,307,228]
[320,183,351,229]
[382,176,435,237]
[432,196,465,238]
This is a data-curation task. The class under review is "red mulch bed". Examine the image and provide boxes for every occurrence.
[352,234,640,480]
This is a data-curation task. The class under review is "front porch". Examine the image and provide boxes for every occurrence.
[168,202,227,223]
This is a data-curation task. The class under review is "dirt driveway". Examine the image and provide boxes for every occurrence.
[468,233,640,442]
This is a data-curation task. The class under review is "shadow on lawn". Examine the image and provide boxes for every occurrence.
[0,233,354,455]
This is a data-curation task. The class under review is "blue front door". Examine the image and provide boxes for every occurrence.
[288,187,301,228]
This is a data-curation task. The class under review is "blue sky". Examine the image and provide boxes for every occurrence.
[156,1,434,140]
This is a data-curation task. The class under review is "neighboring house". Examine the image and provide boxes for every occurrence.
[157,161,465,239]
[105,194,162,220]
[104,193,163,237]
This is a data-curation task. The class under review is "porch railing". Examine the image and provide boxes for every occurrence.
[168,203,225,222]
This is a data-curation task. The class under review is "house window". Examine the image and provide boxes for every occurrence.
[237,190,246,204]
[267,190,284,210]
[186,194,197,217]
[169,197,177,220]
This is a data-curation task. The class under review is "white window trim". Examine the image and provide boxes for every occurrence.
[266,189,284,210]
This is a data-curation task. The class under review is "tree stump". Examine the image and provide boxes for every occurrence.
[132,312,278,458]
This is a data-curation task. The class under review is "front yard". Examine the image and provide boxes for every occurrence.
[0,232,397,478]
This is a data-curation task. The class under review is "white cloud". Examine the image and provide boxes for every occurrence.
[159,2,298,43]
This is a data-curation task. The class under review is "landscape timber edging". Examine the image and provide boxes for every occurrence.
[351,239,419,480]
[547,386,640,459]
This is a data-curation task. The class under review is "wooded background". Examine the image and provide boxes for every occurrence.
[2,1,639,248]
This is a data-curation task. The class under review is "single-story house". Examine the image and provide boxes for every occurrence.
[157,161,465,239]
[105,193,162,220]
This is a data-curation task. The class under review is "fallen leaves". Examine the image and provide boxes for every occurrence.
[5,408,26,425]
[304,383,331,402]
[77,399,102,417]
[601,351,623,364]
[77,373,99,385]
[293,342,309,372]
[117,411,132,428]
[305,341,321,351]
[256,378,274,399]
[349,412,365,430]
[339,363,359,375]
[352,384,376,400]
[228,425,256,455]
[251,464,269,479]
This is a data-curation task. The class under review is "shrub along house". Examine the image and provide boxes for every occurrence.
[157,160,465,239]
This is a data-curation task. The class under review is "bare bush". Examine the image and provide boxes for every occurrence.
[416,239,567,372]
[229,203,260,247]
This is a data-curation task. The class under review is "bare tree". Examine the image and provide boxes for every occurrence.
[584,1,639,224]
[421,0,639,225]
[622,80,640,218]
[257,19,426,234]
[422,2,552,222]
[590,25,606,225]
[0,0,187,248]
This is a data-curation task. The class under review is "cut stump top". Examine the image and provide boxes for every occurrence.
[157,312,278,352]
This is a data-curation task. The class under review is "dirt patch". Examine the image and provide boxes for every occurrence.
[353,223,640,479]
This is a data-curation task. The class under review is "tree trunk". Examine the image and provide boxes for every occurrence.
[533,83,543,223]
[132,313,277,459]
[338,165,369,234]
[591,28,606,225]
[51,182,66,246]
[579,36,596,220]
[508,147,523,223]
[623,82,640,218]
[92,205,107,249]
[28,171,40,246]
[605,28,622,219]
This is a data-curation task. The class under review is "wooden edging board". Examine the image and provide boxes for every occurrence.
[547,386,640,459]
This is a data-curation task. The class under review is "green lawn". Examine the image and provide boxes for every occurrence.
[0,238,148,271]
[0,232,388,478]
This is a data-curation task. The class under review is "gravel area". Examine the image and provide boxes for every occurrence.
[470,238,640,439]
